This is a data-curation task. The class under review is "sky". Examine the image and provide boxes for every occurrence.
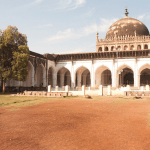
[1,0,150,54]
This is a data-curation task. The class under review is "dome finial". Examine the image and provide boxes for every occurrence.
[125,7,129,16]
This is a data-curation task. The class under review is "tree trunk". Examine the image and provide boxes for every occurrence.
[2,79,5,94]
[1,79,2,91]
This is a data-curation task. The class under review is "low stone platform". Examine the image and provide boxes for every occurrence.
[15,91,72,97]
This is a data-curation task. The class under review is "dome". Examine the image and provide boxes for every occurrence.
[106,11,149,39]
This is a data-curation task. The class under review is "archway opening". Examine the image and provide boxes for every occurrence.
[75,66,90,87]
[57,67,71,87]
[137,45,141,50]
[140,68,150,86]
[64,70,71,86]
[124,45,128,50]
[95,66,112,87]
[23,62,33,87]
[105,47,108,51]
[36,65,44,87]
[144,44,148,49]
[98,47,102,52]
[48,67,53,87]
[101,69,112,86]
[130,45,134,50]
[111,46,115,51]
[119,67,134,86]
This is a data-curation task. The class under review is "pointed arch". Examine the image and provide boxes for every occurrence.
[75,66,90,87]
[139,64,150,74]
[117,64,134,86]
[48,67,54,87]
[138,64,150,86]
[21,61,34,87]
[36,64,46,87]
[95,65,112,86]
[57,67,71,87]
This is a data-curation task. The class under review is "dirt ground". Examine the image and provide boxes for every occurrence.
[1,97,150,150]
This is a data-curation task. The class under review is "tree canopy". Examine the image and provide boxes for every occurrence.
[0,26,29,93]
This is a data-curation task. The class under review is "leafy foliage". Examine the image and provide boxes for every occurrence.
[0,26,29,91]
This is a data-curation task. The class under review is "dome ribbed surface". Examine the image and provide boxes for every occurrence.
[106,16,149,38]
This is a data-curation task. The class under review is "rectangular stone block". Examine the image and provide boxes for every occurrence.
[107,85,111,96]
[55,86,58,91]
[88,87,91,91]
[99,85,103,96]
[126,85,130,91]
[48,85,51,92]
[65,85,69,92]
[82,85,85,96]
[146,85,149,91]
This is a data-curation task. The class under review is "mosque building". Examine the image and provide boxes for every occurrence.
[1,9,150,92]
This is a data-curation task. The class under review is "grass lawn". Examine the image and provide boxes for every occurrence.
[1,94,150,109]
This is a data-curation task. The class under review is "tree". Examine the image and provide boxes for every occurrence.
[0,26,29,93]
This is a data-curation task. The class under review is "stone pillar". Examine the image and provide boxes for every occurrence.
[55,86,58,91]
[77,73,81,87]
[121,44,123,51]
[60,75,64,87]
[32,68,35,87]
[148,43,150,49]
[91,60,95,87]
[53,72,57,87]
[65,85,69,92]
[146,85,149,91]
[43,68,46,87]
[112,59,116,87]
[82,85,85,96]
[141,86,144,91]
[141,43,144,50]
[71,61,75,88]
[99,85,103,96]
[128,44,130,50]
[48,85,51,92]
[134,58,138,87]
[107,85,111,96]
[127,85,130,91]
[102,45,105,52]
[83,74,86,85]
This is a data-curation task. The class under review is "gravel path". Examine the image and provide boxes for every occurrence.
[1,98,150,150]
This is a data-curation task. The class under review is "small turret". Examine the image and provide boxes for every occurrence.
[96,32,99,42]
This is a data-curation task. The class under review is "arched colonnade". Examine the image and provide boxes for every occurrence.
[4,63,150,88]
[48,63,150,88]
[98,44,149,52]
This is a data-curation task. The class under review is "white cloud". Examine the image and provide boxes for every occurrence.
[84,8,95,17]
[58,0,86,11]
[47,28,76,41]
[75,0,86,8]
[62,0,72,9]
[137,14,146,20]
[137,14,150,20]
[30,0,44,5]
[46,18,118,42]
